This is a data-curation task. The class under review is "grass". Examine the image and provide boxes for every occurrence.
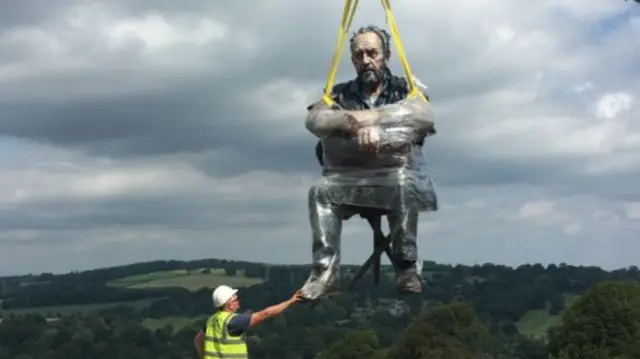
[108,268,263,292]
[516,309,562,338]
[108,269,191,287]
[516,293,580,339]
[0,298,159,317]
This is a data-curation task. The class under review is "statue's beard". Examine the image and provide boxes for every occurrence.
[357,67,386,89]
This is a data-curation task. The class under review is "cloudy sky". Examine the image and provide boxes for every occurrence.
[0,0,638,276]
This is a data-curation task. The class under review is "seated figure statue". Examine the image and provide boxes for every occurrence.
[301,25,438,300]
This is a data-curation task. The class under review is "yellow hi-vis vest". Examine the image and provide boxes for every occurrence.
[204,311,248,359]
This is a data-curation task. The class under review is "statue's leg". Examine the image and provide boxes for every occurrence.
[300,184,343,300]
[387,207,422,293]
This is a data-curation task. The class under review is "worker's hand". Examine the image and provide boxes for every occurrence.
[288,290,306,304]
[356,127,381,153]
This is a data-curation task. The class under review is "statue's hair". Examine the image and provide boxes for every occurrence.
[349,25,391,60]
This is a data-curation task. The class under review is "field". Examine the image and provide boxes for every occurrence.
[108,268,263,292]
[0,298,160,317]
[515,293,579,338]
[1,269,261,319]
[516,309,562,338]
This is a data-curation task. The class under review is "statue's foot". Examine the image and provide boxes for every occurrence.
[300,271,342,300]
[396,267,422,294]
[301,280,342,300]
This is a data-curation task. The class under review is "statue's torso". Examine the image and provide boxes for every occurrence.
[311,74,438,212]
[318,75,423,172]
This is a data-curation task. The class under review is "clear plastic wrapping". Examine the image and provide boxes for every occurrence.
[300,94,438,300]
[311,146,437,212]
[306,95,438,212]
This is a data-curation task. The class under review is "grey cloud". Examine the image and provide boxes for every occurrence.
[0,77,321,178]
[0,1,638,274]
[0,1,67,30]
[1,190,301,233]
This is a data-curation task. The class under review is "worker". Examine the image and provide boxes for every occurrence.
[193,285,305,359]
[302,25,438,300]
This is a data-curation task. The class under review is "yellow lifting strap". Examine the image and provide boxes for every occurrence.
[321,0,427,108]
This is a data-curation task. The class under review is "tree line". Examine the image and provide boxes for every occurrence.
[1,259,640,358]
[1,280,639,358]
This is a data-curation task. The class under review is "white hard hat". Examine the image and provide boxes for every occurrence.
[212,285,238,308]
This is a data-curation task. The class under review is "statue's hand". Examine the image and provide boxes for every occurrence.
[344,114,362,136]
[347,110,379,127]
[356,127,381,153]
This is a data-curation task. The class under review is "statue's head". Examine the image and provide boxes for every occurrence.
[349,25,391,87]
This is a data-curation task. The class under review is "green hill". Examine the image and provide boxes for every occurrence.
[108,268,263,291]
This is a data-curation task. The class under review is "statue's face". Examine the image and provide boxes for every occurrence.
[351,32,386,86]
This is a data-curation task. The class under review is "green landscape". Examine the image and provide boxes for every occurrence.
[0,297,158,317]
[1,258,639,359]
[107,268,263,291]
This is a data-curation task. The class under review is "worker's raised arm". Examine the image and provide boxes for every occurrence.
[248,290,304,328]
[305,100,356,139]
